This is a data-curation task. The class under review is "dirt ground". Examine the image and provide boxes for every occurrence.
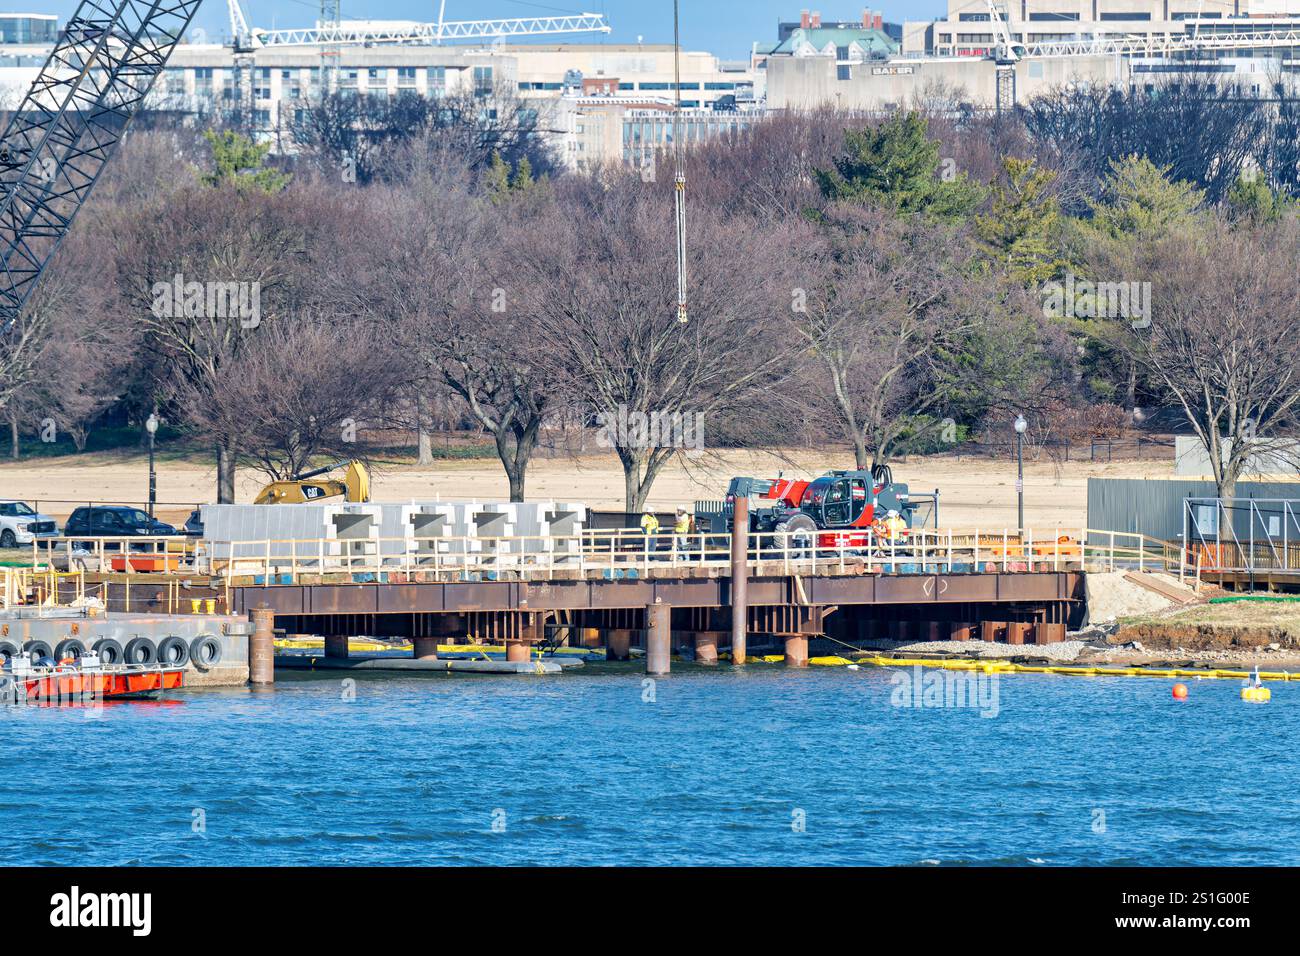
[0,447,1176,529]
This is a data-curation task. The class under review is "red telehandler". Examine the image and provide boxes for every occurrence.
[695,465,938,550]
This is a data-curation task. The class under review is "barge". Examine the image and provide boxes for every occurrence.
[0,652,184,705]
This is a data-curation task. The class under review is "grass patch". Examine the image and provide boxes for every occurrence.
[373,444,498,464]
[1122,601,1300,631]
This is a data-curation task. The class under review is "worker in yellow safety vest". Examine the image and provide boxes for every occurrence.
[884,509,907,540]
[640,511,661,556]
[673,507,692,555]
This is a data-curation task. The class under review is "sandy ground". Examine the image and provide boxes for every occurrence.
[0,447,1176,528]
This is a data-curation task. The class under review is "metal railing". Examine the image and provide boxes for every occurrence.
[0,563,226,615]
[9,526,1172,586]
[1183,497,1300,578]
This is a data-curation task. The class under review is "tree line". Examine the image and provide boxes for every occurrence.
[1,74,1297,505]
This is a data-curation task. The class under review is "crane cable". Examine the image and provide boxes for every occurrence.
[672,0,688,324]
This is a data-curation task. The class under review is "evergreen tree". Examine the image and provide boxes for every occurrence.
[482,151,512,203]
[199,130,291,193]
[1082,154,1204,243]
[815,112,984,220]
[1227,173,1292,225]
[1070,156,1205,411]
[975,157,1069,286]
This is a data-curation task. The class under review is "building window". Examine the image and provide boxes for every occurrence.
[163,68,185,97]
[473,66,493,94]
[253,66,271,101]
[837,64,852,80]
[428,66,446,96]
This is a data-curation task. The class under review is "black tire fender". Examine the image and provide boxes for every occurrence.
[156,635,189,667]
[22,639,54,662]
[122,636,156,665]
[188,635,222,672]
[92,638,124,664]
[54,638,87,661]
[0,639,18,664]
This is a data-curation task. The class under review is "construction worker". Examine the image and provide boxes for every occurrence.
[673,506,692,556]
[884,509,907,541]
[640,511,661,553]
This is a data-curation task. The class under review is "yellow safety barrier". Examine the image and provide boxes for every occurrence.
[811,654,1298,683]
[272,639,599,657]
[274,638,409,652]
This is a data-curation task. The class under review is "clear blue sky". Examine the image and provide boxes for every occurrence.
[19,1,951,59]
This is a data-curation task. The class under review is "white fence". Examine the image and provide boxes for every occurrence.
[20,527,1173,587]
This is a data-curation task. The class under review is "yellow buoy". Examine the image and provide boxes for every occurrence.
[1241,686,1272,703]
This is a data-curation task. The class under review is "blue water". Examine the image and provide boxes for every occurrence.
[3,665,1298,866]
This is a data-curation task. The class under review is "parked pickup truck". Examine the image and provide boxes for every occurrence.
[0,499,59,548]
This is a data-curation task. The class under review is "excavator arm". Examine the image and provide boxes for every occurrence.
[253,461,372,505]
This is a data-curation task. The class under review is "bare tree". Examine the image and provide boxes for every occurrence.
[0,231,105,439]
[343,153,555,500]
[116,183,331,501]
[1123,218,1300,498]
[792,204,1046,469]
[1021,76,1271,204]
[176,318,401,482]
[519,175,796,512]
[296,82,558,186]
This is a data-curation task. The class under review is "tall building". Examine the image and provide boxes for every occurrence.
[0,11,54,44]
[766,1,1300,111]
[905,1,1300,62]
[0,19,761,169]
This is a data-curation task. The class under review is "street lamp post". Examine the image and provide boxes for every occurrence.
[1014,414,1028,537]
[146,413,159,521]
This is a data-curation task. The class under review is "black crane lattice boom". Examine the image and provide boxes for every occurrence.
[0,0,202,328]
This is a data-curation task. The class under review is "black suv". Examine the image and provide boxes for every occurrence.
[63,506,177,548]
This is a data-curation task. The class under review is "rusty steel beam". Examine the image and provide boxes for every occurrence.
[230,572,1084,616]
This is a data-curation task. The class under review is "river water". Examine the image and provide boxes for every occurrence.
[4,664,1296,865]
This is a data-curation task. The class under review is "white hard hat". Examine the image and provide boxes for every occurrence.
[888,509,900,518]
[677,505,689,513]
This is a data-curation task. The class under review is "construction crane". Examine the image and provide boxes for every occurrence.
[247,7,612,48]
[0,0,204,331]
[986,0,1023,116]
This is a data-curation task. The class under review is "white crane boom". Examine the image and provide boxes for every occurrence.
[228,0,252,49]
[250,13,611,47]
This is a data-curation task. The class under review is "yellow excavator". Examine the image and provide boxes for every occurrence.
[253,460,371,505]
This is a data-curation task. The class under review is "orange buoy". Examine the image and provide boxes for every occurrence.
[1172,682,1189,700]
